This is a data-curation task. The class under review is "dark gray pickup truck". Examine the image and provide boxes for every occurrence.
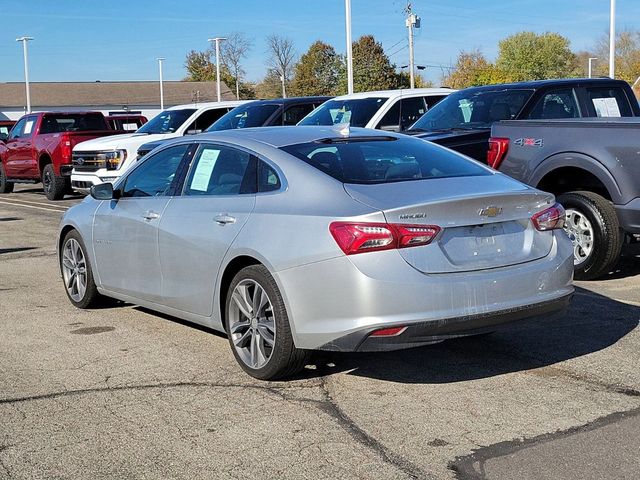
[490,117,640,280]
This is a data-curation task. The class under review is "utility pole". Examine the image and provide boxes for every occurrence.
[157,57,165,110]
[345,0,354,94]
[280,75,286,99]
[16,36,33,113]
[405,4,420,89]
[588,57,597,78]
[609,0,616,78]
[207,37,226,102]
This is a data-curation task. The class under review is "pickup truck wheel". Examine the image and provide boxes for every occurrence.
[557,191,622,280]
[0,164,14,194]
[60,230,102,308]
[42,163,68,201]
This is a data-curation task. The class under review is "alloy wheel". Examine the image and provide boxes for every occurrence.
[564,208,594,266]
[228,279,276,369]
[61,238,87,302]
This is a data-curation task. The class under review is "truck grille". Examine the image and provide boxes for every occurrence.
[72,152,106,171]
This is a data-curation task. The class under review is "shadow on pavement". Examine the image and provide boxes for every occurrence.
[598,245,640,281]
[301,286,639,384]
[0,247,38,255]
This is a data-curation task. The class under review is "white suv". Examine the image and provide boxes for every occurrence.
[71,100,247,191]
[297,88,454,132]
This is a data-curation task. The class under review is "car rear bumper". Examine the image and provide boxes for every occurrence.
[274,231,574,351]
[615,198,640,234]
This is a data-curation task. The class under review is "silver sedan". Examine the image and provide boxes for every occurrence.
[58,126,574,380]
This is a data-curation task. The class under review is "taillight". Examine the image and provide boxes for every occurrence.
[487,137,509,169]
[329,222,440,255]
[532,203,565,231]
[370,326,407,337]
[61,139,72,161]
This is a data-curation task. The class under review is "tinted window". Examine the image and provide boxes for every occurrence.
[400,97,428,130]
[185,108,229,133]
[39,113,107,134]
[138,109,197,134]
[258,161,281,192]
[8,118,26,140]
[123,144,188,197]
[298,98,387,127]
[528,88,580,119]
[283,104,315,126]
[376,101,401,131]
[411,89,534,131]
[586,87,633,117]
[184,144,253,196]
[208,104,280,131]
[424,95,447,109]
[281,137,490,184]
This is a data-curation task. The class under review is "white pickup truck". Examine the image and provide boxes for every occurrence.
[71,100,247,191]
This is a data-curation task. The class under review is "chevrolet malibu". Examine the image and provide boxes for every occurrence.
[58,126,574,380]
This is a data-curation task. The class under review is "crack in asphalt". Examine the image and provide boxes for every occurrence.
[0,444,13,479]
[0,378,429,478]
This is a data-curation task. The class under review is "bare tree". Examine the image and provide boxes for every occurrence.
[266,34,296,98]
[220,32,253,100]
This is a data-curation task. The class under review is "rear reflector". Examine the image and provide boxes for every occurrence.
[370,326,407,337]
[487,137,509,169]
[532,203,565,231]
[329,222,440,255]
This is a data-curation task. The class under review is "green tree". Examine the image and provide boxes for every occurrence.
[254,69,285,99]
[495,32,576,81]
[291,41,344,96]
[593,29,640,86]
[183,48,254,99]
[442,50,494,88]
[348,35,397,92]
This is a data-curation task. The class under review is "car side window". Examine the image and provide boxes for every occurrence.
[400,97,428,130]
[122,144,189,197]
[185,108,229,134]
[585,87,633,117]
[8,118,26,140]
[283,104,315,126]
[258,161,281,192]
[376,101,401,131]
[527,88,580,119]
[424,95,446,109]
[184,144,254,196]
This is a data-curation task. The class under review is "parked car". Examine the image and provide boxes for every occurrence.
[136,96,330,158]
[0,120,15,141]
[70,101,247,192]
[58,126,573,380]
[105,114,147,132]
[0,112,121,200]
[490,117,640,280]
[406,78,640,161]
[297,88,453,132]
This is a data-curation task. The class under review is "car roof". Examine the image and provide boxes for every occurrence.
[238,96,332,107]
[166,100,249,111]
[329,88,454,101]
[454,77,630,93]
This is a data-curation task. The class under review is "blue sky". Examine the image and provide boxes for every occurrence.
[0,1,637,85]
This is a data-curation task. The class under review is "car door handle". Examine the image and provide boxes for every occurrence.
[142,210,160,221]
[214,214,236,225]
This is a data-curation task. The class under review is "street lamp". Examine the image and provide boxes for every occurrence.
[207,37,226,102]
[16,36,33,113]
[609,0,615,78]
[588,57,598,79]
[157,57,165,110]
[344,0,354,94]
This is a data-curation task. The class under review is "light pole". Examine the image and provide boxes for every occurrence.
[588,57,598,78]
[207,37,226,102]
[280,75,286,99]
[157,57,165,110]
[16,36,33,113]
[345,0,354,94]
[609,0,615,78]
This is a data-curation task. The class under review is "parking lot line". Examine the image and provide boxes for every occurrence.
[0,199,67,213]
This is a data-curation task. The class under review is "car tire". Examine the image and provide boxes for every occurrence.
[42,163,68,201]
[557,191,622,280]
[60,229,102,309]
[0,164,14,194]
[225,265,309,380]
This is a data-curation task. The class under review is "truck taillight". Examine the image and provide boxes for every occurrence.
[532,203,565,231]
[487,137,509,170]
[61,140,72,161]
[329,222,441,255]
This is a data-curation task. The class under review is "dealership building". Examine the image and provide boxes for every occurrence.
[0,80,235,121]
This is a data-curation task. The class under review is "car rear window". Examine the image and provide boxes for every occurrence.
[297,98,387,128]
[138,109,197,134]
[40,113,108,133]
[208,104,280,131]
[281,136,491,184]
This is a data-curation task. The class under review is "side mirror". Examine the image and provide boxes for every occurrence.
[379,124,401,133]
[185,129,202,135]
[90,182,115,200]
[0,133,7,143]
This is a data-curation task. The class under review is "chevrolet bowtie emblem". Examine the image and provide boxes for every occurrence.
[479,206,502,217]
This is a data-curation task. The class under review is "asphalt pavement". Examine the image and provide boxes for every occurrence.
[1,185,639,479]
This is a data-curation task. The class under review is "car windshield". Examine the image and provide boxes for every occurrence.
[409,89,534,131]
[281,136,490,184]
[137,109,197,134]
[297,98,387,128]
[39,113,108,133]
[208,104,280,131]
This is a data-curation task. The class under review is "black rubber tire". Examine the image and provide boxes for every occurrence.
[225,265,310,380]
[42,163,68,201]
[0,163,14,194]
[557,191,623,280]
[60,229,103,309]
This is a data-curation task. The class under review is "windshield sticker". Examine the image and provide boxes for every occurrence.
[190,148,220,192]
[23,120,34,135]
[592,97,621,117]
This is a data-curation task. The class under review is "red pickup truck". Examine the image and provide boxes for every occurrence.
[0,112,121,200]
